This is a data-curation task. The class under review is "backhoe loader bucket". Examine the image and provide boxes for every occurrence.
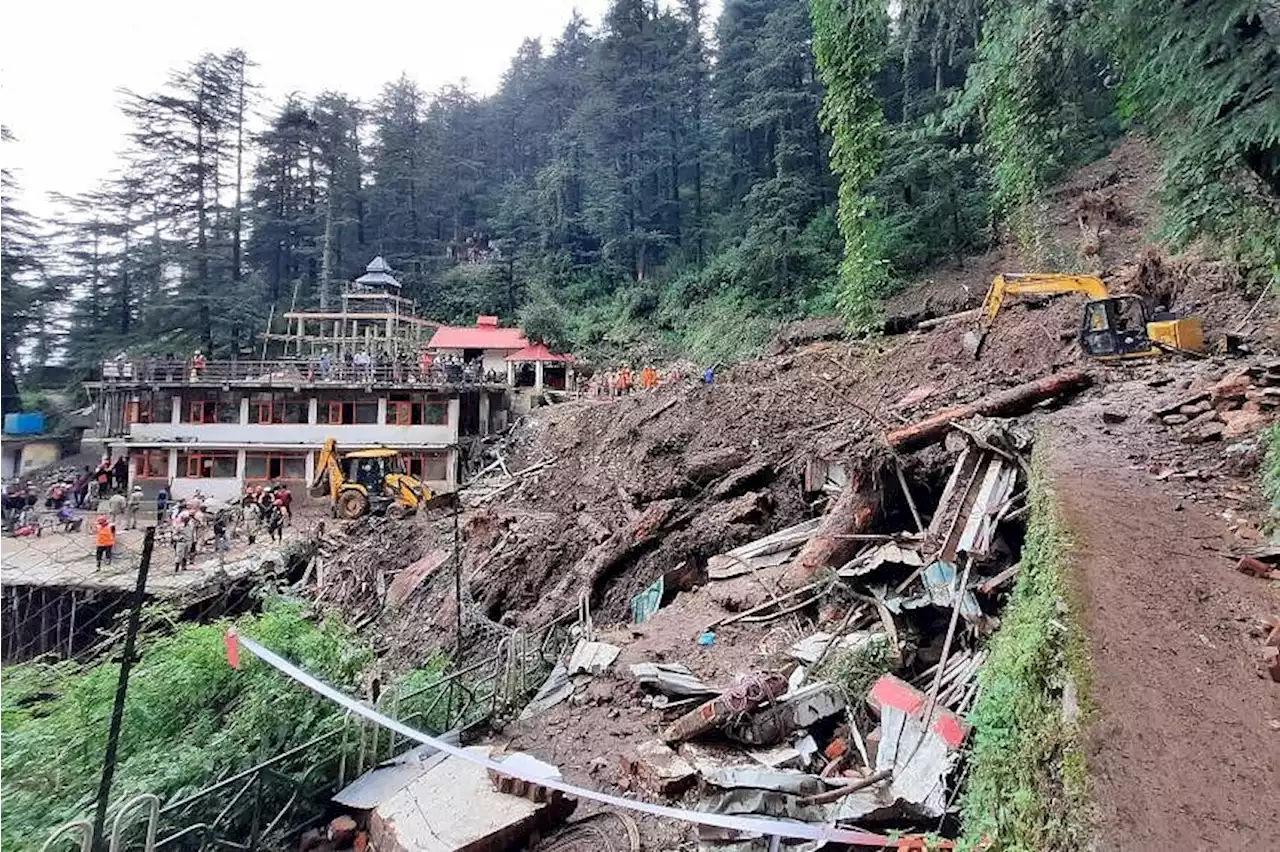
[420,491,458,511]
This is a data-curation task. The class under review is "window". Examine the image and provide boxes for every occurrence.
[387,393,449,426]
[177,451,237,479]
[245,452,307,481]
[127,393,173,424]
[317,398,379,425]
[133,449,168,479]
[182,392,240,424]
[404,451,449,482]
[249,393,309,424]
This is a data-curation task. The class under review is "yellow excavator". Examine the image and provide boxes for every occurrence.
[310,439,436,519]
[963,273,1205,359]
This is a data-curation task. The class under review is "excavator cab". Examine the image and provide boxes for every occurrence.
[1079,296,1153,358]
[1079,296,1205,359]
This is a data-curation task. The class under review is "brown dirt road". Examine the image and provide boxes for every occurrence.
[1047,414,1280,852]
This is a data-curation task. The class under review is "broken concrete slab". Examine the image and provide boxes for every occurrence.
[567,640,621,676]
[621,739,697,797]
[369,746,575,852]
[677,741,746,777]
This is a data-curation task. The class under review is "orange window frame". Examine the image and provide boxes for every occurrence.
[134,450,167,479]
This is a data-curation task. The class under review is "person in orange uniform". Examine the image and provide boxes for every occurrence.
[617,365,633,396]
[642,365,659,390]
[94,515,117,570]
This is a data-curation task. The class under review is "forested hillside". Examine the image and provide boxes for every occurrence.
[2,0,1276,394]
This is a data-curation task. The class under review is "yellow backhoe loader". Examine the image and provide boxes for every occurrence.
[309,439,438,519]
[963,273,1205,359]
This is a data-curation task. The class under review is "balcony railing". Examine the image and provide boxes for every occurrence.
[97,359,506,388]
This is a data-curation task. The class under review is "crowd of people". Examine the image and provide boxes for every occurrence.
[104,348,507,387]
[2,455,298,574]
[164,482,293,572]
[586,363,714,397]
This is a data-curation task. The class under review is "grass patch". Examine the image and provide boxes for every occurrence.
[1261,423,1280,534]
[958,448,1094,851]
[818,635,891,729]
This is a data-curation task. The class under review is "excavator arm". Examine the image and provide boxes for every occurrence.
[965,273,1110,356]
[309,438,343,500]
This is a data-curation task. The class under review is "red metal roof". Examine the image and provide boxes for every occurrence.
[504,342,574,363]
[428,318,528,350]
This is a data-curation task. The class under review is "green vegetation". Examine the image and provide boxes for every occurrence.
[959,450,1094,851]
[818,633,891,728]
[809,0,893,331]
[0,598,448,851]
[3,2,1273,383]
[1262,423,1280,533]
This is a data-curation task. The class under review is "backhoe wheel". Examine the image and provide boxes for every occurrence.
[387,502,411,520]
[337,490,369,519]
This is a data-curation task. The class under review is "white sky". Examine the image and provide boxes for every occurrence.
[1,0,660,219]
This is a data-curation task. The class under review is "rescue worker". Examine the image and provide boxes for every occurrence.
[265,501,285,543]
[107,489,127,528]
[125,485,143,529]
[94,516,116,570]
[212,512,230,565]
[173,509,196,572]
[617,365,633,396]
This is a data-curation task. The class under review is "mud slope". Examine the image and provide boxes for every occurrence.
[1047,414,1280,852]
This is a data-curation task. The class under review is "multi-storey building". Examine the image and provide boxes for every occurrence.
[86,259,522,501]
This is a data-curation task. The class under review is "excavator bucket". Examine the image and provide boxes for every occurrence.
[962,329,986,357]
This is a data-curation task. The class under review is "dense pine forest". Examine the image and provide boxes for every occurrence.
[2,0,1276,401]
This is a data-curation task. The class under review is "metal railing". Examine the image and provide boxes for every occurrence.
[98,359,507,388]
[39,627,562,852]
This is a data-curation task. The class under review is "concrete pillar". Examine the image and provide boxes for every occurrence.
[305,449,315,485]
[447,398,461,443]
[308,397,319,425]
[377,397,388,425]
[235,449,247,482]
[239,396,250,425]
[506,361,515,386]
[167,448,178,483]
[534,361,544,390]
[171,396,182,425]
[479,392,491,436]
[447,446,459,492]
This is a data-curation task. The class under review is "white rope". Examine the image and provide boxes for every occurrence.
[232,632,893,847]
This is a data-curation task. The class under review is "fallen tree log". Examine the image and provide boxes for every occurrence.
[786,472,880,583]
[883,369,1092,453]
[915,307,979,330]
[786,370,1091,584]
